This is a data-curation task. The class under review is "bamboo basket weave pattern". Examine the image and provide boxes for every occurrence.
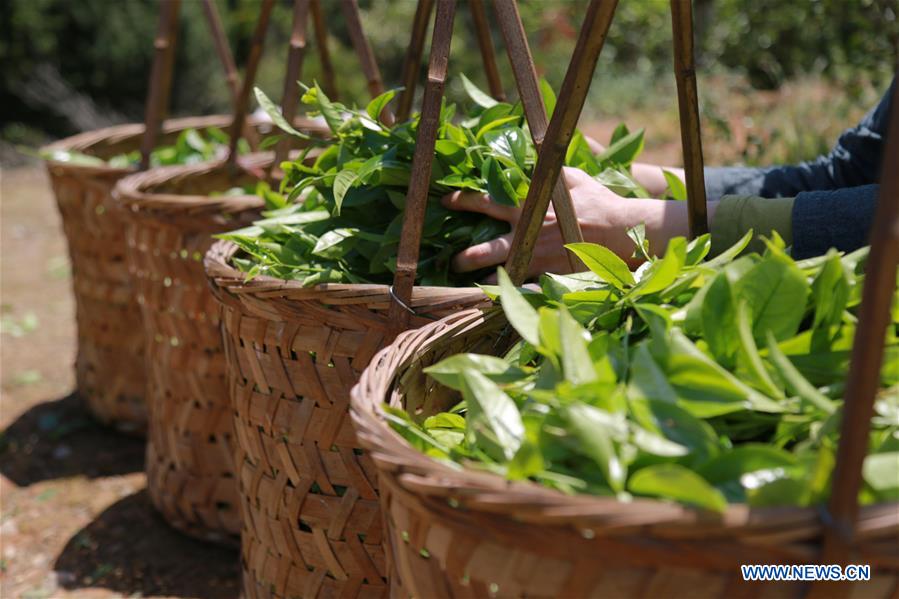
[115,154,285,543]
[42,115,246,432]
[351,309,899,599]
[205,241,488,598]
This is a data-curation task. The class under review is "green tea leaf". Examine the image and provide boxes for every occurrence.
[662,169,687,201]
[497,268,540,347]
[596,128,645,168]
[735,301,785,399]
[366,89,398,121]
[539,78,556,118]
[332,170,358,215]
[863,452,899,500]
[626,224,652,261]
[562,403,626,493]
[425,353,516,391]
[460,370,524,461]
[765,332,836,413]
[558,306,597,385]
[736,256,810,343]
[461,73,498,109]
[565,243,635,290]
[628,464,728,512]
[697,445,797,486]
[255,87,309,139]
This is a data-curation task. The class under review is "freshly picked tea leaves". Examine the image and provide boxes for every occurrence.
[217,78,648,286]
[42,127,248,168]
[388,233,899,511]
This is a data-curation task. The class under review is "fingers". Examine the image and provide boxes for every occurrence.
[584,135,606,154]
[561,166,595,189]
[452,232,513,273]
[441,190,520,223]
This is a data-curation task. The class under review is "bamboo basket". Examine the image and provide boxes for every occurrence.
[204,241,489,597]
[112,151,271,543]
[42,114,266,433]
[113,121,326,542]
[350,308,899,598]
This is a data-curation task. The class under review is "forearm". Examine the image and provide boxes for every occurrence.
[631,163,684,197]
[579,195,717,262]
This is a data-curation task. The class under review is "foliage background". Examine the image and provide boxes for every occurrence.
[1,0,897,166]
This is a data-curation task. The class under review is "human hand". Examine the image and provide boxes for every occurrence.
[443,167,694,280]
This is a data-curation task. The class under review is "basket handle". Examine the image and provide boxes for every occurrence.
[139,0,181,171]
[469,0,506,102]
[388,0,586,333]
[819,75,899,575]
[502,0,618,284]
[388,0,458,335]
[310,0,339,101]
[226,0,276,169]
[269,0,314,176]
[140,0,253,170]
[201,0,240,103]
[341,0,392,124]
[266,0,384,176]
[396,0,435,122]
[395,0,508,123]
[671,0,709,237]
[493,0,585,273]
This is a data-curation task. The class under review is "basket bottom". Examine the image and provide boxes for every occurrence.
[146,445,240,547]
[74,322,147,434]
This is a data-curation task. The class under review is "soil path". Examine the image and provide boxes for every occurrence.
[1,166,240,599]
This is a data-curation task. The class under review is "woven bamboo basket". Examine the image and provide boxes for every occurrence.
[112,153,264,543]
[350,308,899,598]
[204,241,489,598]
[42,114,280,432]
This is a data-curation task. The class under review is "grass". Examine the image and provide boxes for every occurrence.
[583,70,884,168]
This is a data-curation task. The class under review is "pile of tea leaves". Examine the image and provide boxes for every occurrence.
[387,232,899,511]
[41,127,247,168]
[217,77,662,286]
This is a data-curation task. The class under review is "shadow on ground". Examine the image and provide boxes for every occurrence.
[0,392,145,486]
[54,489,241,598]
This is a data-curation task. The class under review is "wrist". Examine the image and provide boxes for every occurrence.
[631,198,685,257]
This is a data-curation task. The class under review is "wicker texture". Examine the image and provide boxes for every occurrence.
[115,154,290,543]
[42,115,267,432]
[351,309,899,599]
[205,241,488,598]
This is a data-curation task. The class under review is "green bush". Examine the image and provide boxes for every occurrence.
[2,0,896,142]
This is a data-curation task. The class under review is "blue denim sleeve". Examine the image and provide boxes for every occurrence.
[790,184,879,259]
[703,77,894,202]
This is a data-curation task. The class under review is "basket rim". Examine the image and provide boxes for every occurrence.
[40,114,327,177]
[112,155,270,224]
[41,115,238,176]
[349,308,899,542]
[204,238,488,310]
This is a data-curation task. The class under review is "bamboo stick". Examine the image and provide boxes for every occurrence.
[388,0,457,336]
[201,0,240,102]
[227,0,275,168]
[504,0,619,284]
[140,0,181,171]
[493,0,584,272]
[340,0,393,125]
[469,0,505,101]
[310,0,338,100]
[201,0,261,149]
[271,0,312,176]
[670,0,709,237]
[817,77,899,594]
[397,0,434,122]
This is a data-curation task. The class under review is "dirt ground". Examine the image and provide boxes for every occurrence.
[0,166,240,599]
